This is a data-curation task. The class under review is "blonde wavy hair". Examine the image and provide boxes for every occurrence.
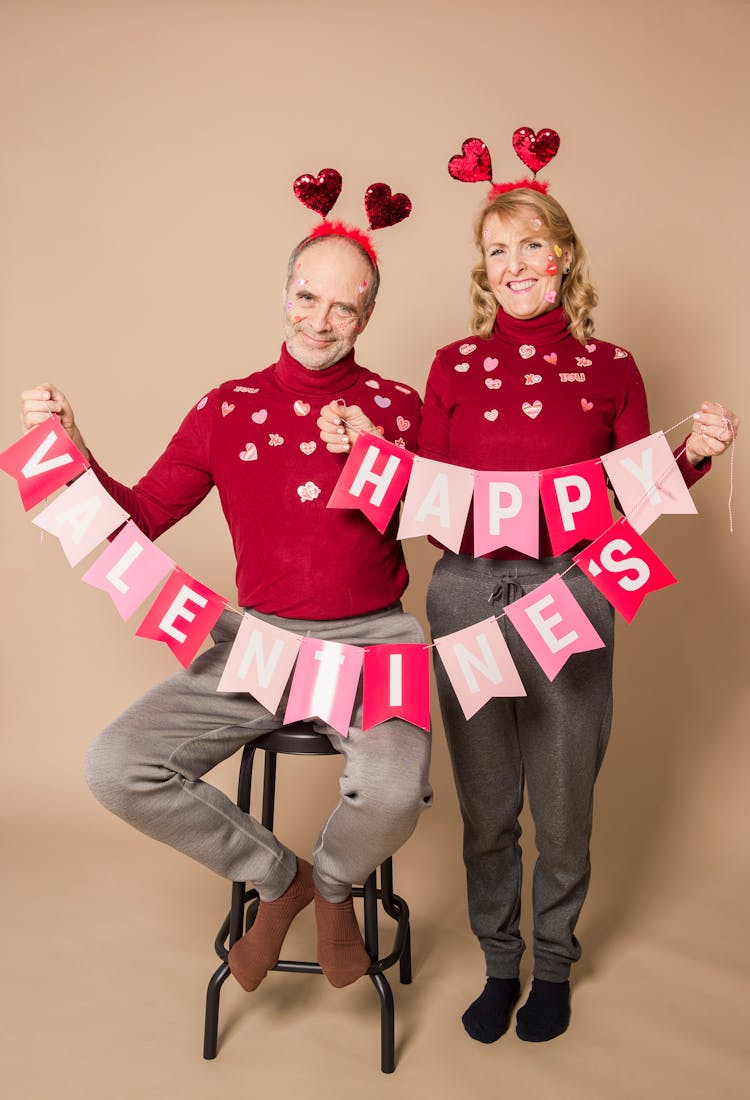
[469,189,598,344]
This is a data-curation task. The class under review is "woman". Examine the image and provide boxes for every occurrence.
[417,186,738,1044]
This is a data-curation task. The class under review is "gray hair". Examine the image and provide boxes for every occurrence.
[285,234,380,313]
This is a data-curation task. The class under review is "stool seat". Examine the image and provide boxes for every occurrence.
[203,721,412,1074]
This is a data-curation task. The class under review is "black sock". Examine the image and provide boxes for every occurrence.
[515,978,571,1042]
[461,977,521,1043]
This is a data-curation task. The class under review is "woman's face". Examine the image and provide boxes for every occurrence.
[482,211,571,322]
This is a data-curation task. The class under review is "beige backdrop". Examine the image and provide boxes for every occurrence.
[1,2,748,1098]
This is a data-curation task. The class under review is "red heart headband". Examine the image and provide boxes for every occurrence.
[448,127,560,198]
[293,169,412,265]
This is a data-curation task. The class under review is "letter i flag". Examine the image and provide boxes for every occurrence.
[362,644,431,732]
[136,567,228,667]
[283,638,365,736]
[217,613,303,714]
[327,431,414,533]
[574,518,677,623]
[0,415,89,510]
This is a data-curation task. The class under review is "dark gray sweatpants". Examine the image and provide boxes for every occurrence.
[86,604,432,904]
[427,551,614,982]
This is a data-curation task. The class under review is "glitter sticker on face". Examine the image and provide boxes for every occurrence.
[296,278,308,286]
[358,280,368,294]
[286,301,294,311]
[553,245,563,258]
[545,290,557,303]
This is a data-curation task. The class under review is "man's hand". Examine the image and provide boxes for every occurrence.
[317,402,381,454]
[20,383,89,459]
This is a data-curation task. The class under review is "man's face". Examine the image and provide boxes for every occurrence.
[283,238,374,371]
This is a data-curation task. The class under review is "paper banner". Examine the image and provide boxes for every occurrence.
[540,459,613,555]
[473,470,540,558]
[136,567,227,667]
[397,456,474,553]
[0,416,89,510]
[362,644,431,732]
[31,469,129,565]
[327,431,414,534]
[434,617,526,719]
[574,519,677,623]
[284,637,365,736]
[217,613,303,714]
[504,574,605,681]
[81,520,175,619]
[601,431,697,534]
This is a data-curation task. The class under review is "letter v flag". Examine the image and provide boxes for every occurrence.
[136,567,227,667]
[434,617,526,719]
[217,613,303,714]
[0,415,89,510]
[362,644,431,732]
[574,518,677,623]
[327,431,414,533]
[284,638,364,736]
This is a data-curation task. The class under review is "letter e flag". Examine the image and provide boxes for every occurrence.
[504,574,605,680]
[136,567,227,667]
[362,644,431,732]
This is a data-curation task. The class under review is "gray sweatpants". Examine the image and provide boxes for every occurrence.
[86,604,432,903]
[427,551,614,982]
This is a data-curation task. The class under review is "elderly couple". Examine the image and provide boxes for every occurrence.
[21,185,737,1046]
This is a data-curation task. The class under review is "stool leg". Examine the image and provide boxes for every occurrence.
[379,859,412,984]
[204,962,231,1059]
[369,971,395,1074]
[261,751,277,829]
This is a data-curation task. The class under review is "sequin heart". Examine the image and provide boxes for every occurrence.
[251,409,268,424]
[196,396,208,410]
[543,352,557,365]
[585,343,597,353]
[522,401,542,419]
[485,378,502,390]
[297,481,321,502]
[293,168,342,217]
[239,443,257,461]
[396,416,411,431]
[364,182,412,229]
[293,400,311,416]
[581,399,593,412]
[512,126,560,174]
[484,409,499,422]
[300,441,316,455]
[519,345,536,359]
[484,357,499,372]
[448,138,493,183]
[576,357,592,368]
[374,395,392,408]
[221,402,235,417]
[459,343,477,355]
[525,374,542,385]
[454,363,470,373]
[394,384,412,395]
[614,347,628,359]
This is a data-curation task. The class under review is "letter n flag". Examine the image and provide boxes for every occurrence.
[362,645,431,732]
[434,617,526,719]
[327,431,413,533]
[217,613,302,714]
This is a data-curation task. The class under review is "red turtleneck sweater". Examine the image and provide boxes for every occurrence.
[88,345,422,619]
[418,307,708,559]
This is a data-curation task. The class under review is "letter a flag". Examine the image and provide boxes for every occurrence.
[0,416,89,510]
[284,638,365,736]
[601,431,697,534]
[217,613,303,714]
[504,574,605,681]
[574,519,677,623]
[397,456,474,553]
[362,644,431,732]
[434,617,526,719]
[136,567,227,667]
[32,469,129,565]
[81,520,175,619]
[327,431,414,533]
[473,470,540,558]
[540,459,612,555]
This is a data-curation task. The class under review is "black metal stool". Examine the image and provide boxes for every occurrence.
[203,722,412,1074]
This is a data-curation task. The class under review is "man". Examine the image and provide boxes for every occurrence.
[20,230,431,992]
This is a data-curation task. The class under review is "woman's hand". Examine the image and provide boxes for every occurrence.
[685,401,739,466]
[317,402,380,454]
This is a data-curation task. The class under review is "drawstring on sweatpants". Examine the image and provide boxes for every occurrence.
[487,579,525,606]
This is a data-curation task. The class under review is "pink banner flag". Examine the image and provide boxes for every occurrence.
[284,638,365,737]
[81,520,175,619]
[136,567,227,667]
[327,431,414,533]
[362,644,431,732]
[0,416,89,510]
[504,574,605,680]
[473,470,540,558]
[540,459,613,555]
[217,613,303,714]
[434,617,526,719]
[601,431,697,533]
[31,469,129,565]
[397,456,474,553]
[574,519,677,623]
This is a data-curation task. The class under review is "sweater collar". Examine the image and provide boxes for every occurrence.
[492,305,571,347]
[274,342,361,394]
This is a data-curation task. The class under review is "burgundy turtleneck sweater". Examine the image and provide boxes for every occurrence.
[418,307,708,559]
[88,344,421,619]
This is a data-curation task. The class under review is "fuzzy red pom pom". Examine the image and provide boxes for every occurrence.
[306,220,378,266]
[487,178,550,199]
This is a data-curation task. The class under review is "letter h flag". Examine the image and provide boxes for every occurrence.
[327,431,414,533]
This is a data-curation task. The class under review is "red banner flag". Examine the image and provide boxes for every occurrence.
[573,519,677,622]
[362,644,431,732]
[136,567,227,667]
[327,431,414,533]
[0,416,89,510]
[539,459,612,555]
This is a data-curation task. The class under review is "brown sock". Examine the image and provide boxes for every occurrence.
[314,889,371,988]
[228,858,314,991]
